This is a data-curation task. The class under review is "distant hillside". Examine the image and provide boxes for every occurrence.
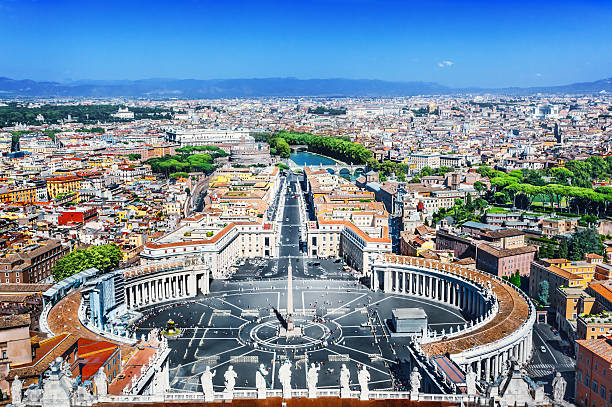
[0,76,611,98]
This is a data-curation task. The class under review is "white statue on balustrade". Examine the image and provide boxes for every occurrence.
[340,364,351,398]
[278,360,292,399]
[552,372,567,403]
[11,375,23,406]
[223,365,237,399]
[201,366,216,402]
[358,365,370,400]
[93,367,108,396]
[256,363,268,399]
[73,384,95,406]
[307,363,320,398]
[465,366,477,395]
[23,384,43,405]
[410,367,422,394]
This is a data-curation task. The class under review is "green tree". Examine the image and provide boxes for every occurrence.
[549,167,574,185]
[538,244,556,259]
[52,244,122,281]
[538,280,550,305]
[557,239,569,259]
[510,271,522,288]
[473,181,486,193]
[567,228,604,261]
[420,166,435,177]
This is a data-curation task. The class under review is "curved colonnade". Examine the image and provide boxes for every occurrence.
[375,255,535,383]
[124,258,210,310]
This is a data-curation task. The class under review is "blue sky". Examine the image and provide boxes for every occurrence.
[1,0,611,87]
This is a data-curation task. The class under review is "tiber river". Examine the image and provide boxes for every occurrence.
[289,151,364,180]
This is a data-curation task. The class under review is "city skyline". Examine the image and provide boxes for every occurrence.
[1,0,611,88]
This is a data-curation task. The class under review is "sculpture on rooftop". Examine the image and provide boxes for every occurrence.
[255,364,268,399]
[11,375,23,406]
[223,365,237,398]
[358,365,370,400]
[278,359,292,399]
[410,367,422,394]
[552,372,567,403]
[23,384,42,405]
[307,363,320,398]
[201,366,216,402]
[465,366,477,395]
[41,358,72,407]
[93,367,108,396]
[340,364,351,398]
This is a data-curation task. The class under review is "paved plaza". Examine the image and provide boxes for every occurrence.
[136,276,466,393]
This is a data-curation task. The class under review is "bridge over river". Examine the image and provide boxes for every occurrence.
[287,151,366,175]
[287,160,365,175]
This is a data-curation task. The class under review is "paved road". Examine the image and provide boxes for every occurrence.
[527,323,576,401]
[231,172,351,281]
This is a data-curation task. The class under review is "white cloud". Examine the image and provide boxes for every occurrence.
[535,73,542,77]
[438,61,454,68]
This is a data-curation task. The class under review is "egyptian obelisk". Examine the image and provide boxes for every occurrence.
[287,260,294,316]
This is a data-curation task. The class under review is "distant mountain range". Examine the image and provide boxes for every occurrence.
[0,76,611,98]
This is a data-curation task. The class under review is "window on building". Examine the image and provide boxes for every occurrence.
[593,380,598,393]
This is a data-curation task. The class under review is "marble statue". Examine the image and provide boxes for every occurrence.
[465,366,477,395]
[201,366,216,402]
[23,385,42,404]
[552,372,567,403]
[73,384,95,406]
[340,364,351,398]
[256,364,268,399]
[41,358,71,407]
[358,365,370,400]
[278,360,292,399]
[223,365,237,397]
[93,367,108,396]
[11,375,23,406]
[410,367,422,394]
[307,363,320,398]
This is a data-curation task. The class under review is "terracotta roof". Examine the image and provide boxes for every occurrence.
[8,333,78,381]
[0,283,54,294]
[0,313,30,329]
[477,243,537,258]
[577,338,612,363]
[589,281,612,304]
[586,253,604,259]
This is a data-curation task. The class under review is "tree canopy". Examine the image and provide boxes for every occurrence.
[145,145,227,177]
[259,131,372,164]
[52,244,122,281]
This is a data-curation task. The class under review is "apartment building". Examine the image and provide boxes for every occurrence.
[46,175,82,200]
[0,185,37,203]
[576,337,612,407]
[530,258,597,308]
[0,239,68,284]
[436,223,536,277]
[140,166,280,279]
[304,167,391,275]
[542,217,579,237]
[409,153,441,170]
